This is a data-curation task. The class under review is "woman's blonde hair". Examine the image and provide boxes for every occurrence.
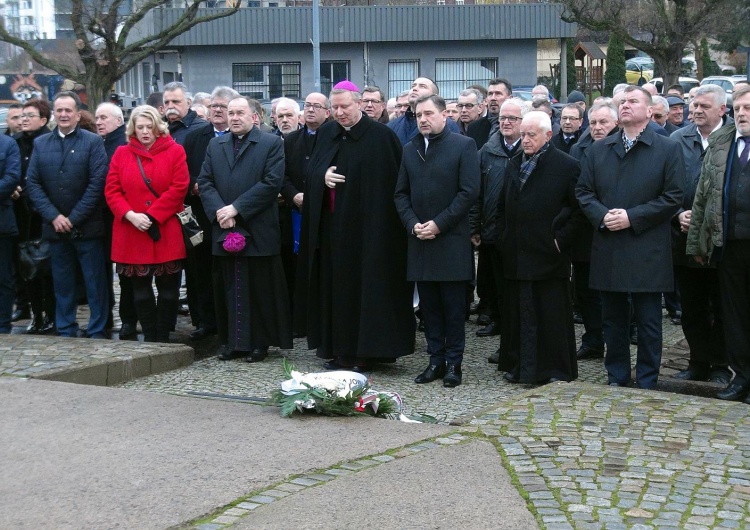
[125,105,169,141]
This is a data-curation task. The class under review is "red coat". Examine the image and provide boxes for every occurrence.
[106,135,189,265]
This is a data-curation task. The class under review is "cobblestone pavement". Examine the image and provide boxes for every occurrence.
[117,315,699,424]
[467,383,750,530]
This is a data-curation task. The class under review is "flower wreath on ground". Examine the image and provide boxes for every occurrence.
[271,359,411,421]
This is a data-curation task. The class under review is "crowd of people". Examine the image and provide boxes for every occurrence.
[2,73,750,397]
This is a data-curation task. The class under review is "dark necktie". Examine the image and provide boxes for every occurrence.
[740,137,750,168]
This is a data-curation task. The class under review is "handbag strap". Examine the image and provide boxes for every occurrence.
[136,156,160,199]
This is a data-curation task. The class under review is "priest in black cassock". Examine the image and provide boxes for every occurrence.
[197,96,292,362]
[496,111,586,384]
[297,81,415,371]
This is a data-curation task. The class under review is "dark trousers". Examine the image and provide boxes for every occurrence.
[573,261,603,350]
[717,240,750,386]
[49,238,108,338]
[0,237,14,333]
[213,255,228,346]
[675,265,726,371]
[475,244,496,317]
[185,240,216,331]
[601,291,662,389]
[118,274,138,327]
[417,281,467,366]
[130,271,181,343]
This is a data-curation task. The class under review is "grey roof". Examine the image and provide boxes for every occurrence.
[160,4,576,46]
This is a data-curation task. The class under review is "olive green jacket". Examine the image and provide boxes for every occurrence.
[685,123,737,262]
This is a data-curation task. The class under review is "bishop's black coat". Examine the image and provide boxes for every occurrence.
[297,113,415,360]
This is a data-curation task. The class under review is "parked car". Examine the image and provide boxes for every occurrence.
[646,77,700,96]
[625,60,653,85]
[700,75,740,108]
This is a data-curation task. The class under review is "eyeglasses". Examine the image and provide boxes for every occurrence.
[456,103,476,110]
[498,115,521,122]
[210,104,228,110]
[303,103,327,110]
[362,99,382,105]
[20,113,40,119]
[652,113,665,119]
[560,116,581,122]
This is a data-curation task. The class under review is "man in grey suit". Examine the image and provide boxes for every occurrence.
[197,96,292,362]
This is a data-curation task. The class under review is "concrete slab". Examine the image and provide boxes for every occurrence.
[0,378,450,530]
[235,439,539,530]
[0,335,194,386]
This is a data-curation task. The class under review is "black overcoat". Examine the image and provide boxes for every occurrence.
[575,124,684,292]
[197,127,285,257]
[298,113,415,359]
[394,130,479,281]
[497,143,586,281]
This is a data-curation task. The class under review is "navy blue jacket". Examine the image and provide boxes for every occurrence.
[26,126,109,240]
[388,108,460,146]
[0,134,21,236]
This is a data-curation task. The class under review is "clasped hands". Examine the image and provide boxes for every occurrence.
[217,204,238,229]
[414,221,440,240]
[603,208,631,231]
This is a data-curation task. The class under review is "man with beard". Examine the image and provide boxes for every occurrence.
[298,81,415,371]
[275,98,302,136]
[395,94,479,387]
[569,103,619,361]
[496,111,585,384]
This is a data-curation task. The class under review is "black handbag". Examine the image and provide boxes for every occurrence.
[135,156,203,247]
[17,239,51,281]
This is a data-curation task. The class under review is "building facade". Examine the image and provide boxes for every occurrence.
[117,4,575,104]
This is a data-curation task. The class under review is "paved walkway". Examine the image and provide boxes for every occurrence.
[3,304,749,529]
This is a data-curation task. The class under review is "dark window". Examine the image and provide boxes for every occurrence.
[232,62,301,100]
[435,58,497,100]
[320,61,350,95]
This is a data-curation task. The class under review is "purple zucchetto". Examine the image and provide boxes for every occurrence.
[333,80,360,92]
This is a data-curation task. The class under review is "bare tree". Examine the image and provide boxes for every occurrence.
[559,0,738,88]
[0,0,240,104]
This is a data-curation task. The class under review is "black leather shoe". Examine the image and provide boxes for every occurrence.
[576,345,604,360]
[670,316,682,325]
[476,322,500,337]
[39,317,56,335]
[189,326,217,341]
[12,308,30,321]
[26,316,44,334]
[488,348,500,364]
[443,364,462,387]
[118,322,138,339]
[217,348,246,361]
[707,368,732,386]
[414,363,446,384]
[573,311,584,324]
[244,348,268,363]
[609,382,628,387]
[672,367,710,381]
[716,382,750,401]
[177,305,190,316]
[323,360,342,370]
[503,372,519,383]
[476,314,491,326]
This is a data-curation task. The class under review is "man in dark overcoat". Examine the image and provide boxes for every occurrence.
[197,96,292,362]
[496,111,586,384]
[298,83,415,371]
[576,86,683,390]
[184,86,240,353]
[395,94,479,387]
[0,133,21,334]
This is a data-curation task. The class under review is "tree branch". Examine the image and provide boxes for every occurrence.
[0,23,82,80]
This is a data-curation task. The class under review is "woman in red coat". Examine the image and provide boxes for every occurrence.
[105,105,189,342]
